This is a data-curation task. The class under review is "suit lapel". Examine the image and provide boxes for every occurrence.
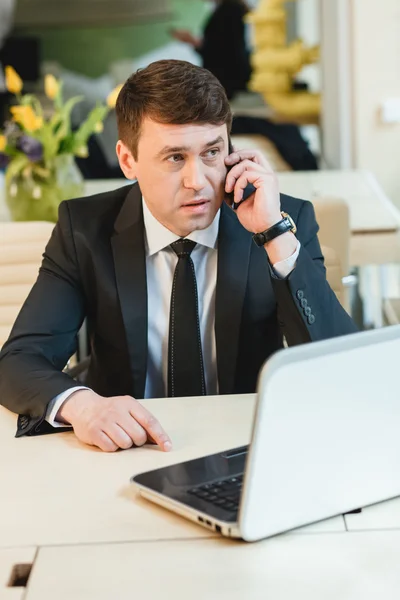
[111,184,147,399]
[215,203,252,394]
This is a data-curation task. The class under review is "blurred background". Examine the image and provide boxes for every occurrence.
[1,0,399,202]
[0,0,400,333]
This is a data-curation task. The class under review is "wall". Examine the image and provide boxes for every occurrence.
[16,0,209,77]
[320,0,400,206]
[320,0,353,169]
[296,0,320,93]
[351,0,400,207]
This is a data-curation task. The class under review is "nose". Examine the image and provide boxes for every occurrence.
[182,159,207,192]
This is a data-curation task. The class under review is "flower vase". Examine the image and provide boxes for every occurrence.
[5,154,84,222]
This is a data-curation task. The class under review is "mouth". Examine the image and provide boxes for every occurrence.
[181,199,211,213]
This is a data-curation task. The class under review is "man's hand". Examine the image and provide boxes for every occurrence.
[170,29,201,48]
[224,149,298,263]
[57,389,172,453]
[224,148,283,233]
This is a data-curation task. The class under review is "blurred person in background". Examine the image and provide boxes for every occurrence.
[170,0,318,171]
[171,0,252,100]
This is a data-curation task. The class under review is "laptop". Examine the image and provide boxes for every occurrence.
[133,325,400,542]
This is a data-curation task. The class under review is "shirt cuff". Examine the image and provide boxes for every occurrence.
[45,386,89,428]
[272,240,301,279]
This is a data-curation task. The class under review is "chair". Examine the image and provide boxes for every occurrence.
[383,299,400,326]
[0,221,54,348]
[313,197,353,313]
[231,134,292,172]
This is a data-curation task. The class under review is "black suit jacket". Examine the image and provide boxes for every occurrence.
[0,183,357,436]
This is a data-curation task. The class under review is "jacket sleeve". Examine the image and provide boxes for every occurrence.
[271,200,358,346]
[0,201,86,436]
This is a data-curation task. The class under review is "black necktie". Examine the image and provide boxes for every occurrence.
[168,239,206,397]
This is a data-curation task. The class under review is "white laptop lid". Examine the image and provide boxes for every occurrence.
[240,325,400,542]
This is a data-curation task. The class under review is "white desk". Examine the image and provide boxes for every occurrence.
[0,395,344,550]
[24,533,400,600]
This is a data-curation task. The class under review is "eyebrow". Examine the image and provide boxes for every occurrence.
[156,136,225,158]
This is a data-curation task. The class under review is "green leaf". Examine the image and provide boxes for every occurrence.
[50,96,83,129]
[5,154,30,184]
[54,80,65,111]
[57,133,76,155]
[19,94,44,117]
[36,121,60,162]
[71,104,109,154]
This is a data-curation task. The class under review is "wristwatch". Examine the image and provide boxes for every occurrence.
[252,212,297,247]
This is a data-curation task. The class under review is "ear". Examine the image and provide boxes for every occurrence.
[116,140,137,179]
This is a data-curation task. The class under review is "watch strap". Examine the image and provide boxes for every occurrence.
[252,216,294,247]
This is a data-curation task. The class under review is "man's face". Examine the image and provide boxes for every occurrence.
[117,118,229,237]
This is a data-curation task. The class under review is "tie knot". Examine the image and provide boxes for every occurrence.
[170,238,196,258]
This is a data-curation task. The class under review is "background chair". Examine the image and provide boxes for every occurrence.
[231,134,292,172]
[313,196,353,314]
[0,221,54,348]
[383,299,400,326]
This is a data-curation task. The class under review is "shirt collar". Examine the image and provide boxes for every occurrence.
[142,197,220,257]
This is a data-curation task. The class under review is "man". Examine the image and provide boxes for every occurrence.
[0,60,357,452]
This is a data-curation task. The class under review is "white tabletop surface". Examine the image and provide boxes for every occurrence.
[277,169,400,233]
[25,532,400,600]
[0,394,345,550]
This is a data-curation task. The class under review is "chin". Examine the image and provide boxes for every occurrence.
[186,213,215,233]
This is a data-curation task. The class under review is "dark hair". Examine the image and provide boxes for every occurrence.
[116,59,232,159]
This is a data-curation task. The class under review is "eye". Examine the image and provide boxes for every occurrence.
[167,154,184,163]
[204,148,220,159]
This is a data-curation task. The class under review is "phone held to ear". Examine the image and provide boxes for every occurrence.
[226,138,256,209]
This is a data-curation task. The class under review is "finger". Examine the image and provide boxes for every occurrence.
[104,422,135,450]
[225,149,273,171]
[129,402,172,452]
[225,159,266,193]
[233,171,267,204]
[92,430,119,453]
[116,414,148,448]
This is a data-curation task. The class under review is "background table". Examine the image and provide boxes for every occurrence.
[1,169,399,268]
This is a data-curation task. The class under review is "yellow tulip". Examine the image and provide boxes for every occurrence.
[44,74,59,100]
[94,121,104,133]
[75,146,89,158]
[0,134,6,152]
[107,84,123,109]
[5,66,23,94]
[10,106,43,132]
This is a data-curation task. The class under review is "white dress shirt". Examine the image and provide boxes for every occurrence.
[46,199,300,427]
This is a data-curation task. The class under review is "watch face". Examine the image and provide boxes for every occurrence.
[281,212,297,234]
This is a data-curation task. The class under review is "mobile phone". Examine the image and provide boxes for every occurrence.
[226,138,256,208]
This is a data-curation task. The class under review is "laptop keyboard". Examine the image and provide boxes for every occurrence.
[187,474,243,512]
